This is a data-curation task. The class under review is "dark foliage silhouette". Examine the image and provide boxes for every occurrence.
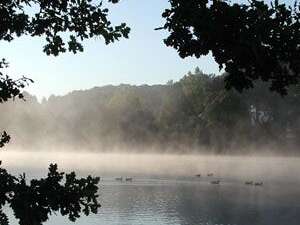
[159,0,300,95]
[0,0,129,224]
[0,164,99,225]
[0,0,129,56]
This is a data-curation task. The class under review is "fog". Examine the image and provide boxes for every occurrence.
[0,71,299,186]
[1,150,300,185]
[1,71,299,155]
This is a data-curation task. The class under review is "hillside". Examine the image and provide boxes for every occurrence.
[1,69,299,154]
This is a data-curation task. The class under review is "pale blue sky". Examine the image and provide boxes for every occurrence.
[0,0,294,98]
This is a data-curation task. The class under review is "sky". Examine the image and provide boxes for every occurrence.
[0,0,295,99]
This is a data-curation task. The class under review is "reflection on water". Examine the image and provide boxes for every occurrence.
[38,179,300,225]
[1,151,300,225]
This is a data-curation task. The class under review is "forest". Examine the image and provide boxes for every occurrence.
[2,67,299,155]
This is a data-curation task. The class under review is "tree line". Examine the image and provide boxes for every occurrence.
[2,67,299,154]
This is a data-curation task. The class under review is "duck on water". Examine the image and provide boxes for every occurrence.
[245,181,263,186]
[245,181,254,185]
[210,180,220,185]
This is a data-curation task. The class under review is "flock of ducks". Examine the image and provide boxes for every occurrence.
[113,174,263,186]
[115,177,133,182]
[245,181,263,186]
[195,173,263,186]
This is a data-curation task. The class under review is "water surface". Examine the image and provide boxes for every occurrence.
[1,152,299,225]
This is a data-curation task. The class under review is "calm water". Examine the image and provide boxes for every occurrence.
[1,151,300,225]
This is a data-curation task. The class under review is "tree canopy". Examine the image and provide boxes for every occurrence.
[0,0,129,56]
[159,0,300,95]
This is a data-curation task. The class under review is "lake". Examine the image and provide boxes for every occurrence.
[1,151,300,225]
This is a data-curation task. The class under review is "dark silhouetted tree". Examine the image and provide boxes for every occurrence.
[0,0,129,224]
[159,0,300,95]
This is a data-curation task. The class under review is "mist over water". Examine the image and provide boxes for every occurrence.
[1,150,300,183]
[1,73,300,225]
[2,150,300,225]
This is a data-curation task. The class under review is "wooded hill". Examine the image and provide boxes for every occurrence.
[2,68,300,154]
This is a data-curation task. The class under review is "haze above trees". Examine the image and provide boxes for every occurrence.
[4,68,300,154]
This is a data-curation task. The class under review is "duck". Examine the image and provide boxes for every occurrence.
[254,182,263,186]
[195,174,201,177]
[125,177,133,182]
[115,177,123,181]
[210,180,220,185]
[245,181,254,185]
[207,173,214,177]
